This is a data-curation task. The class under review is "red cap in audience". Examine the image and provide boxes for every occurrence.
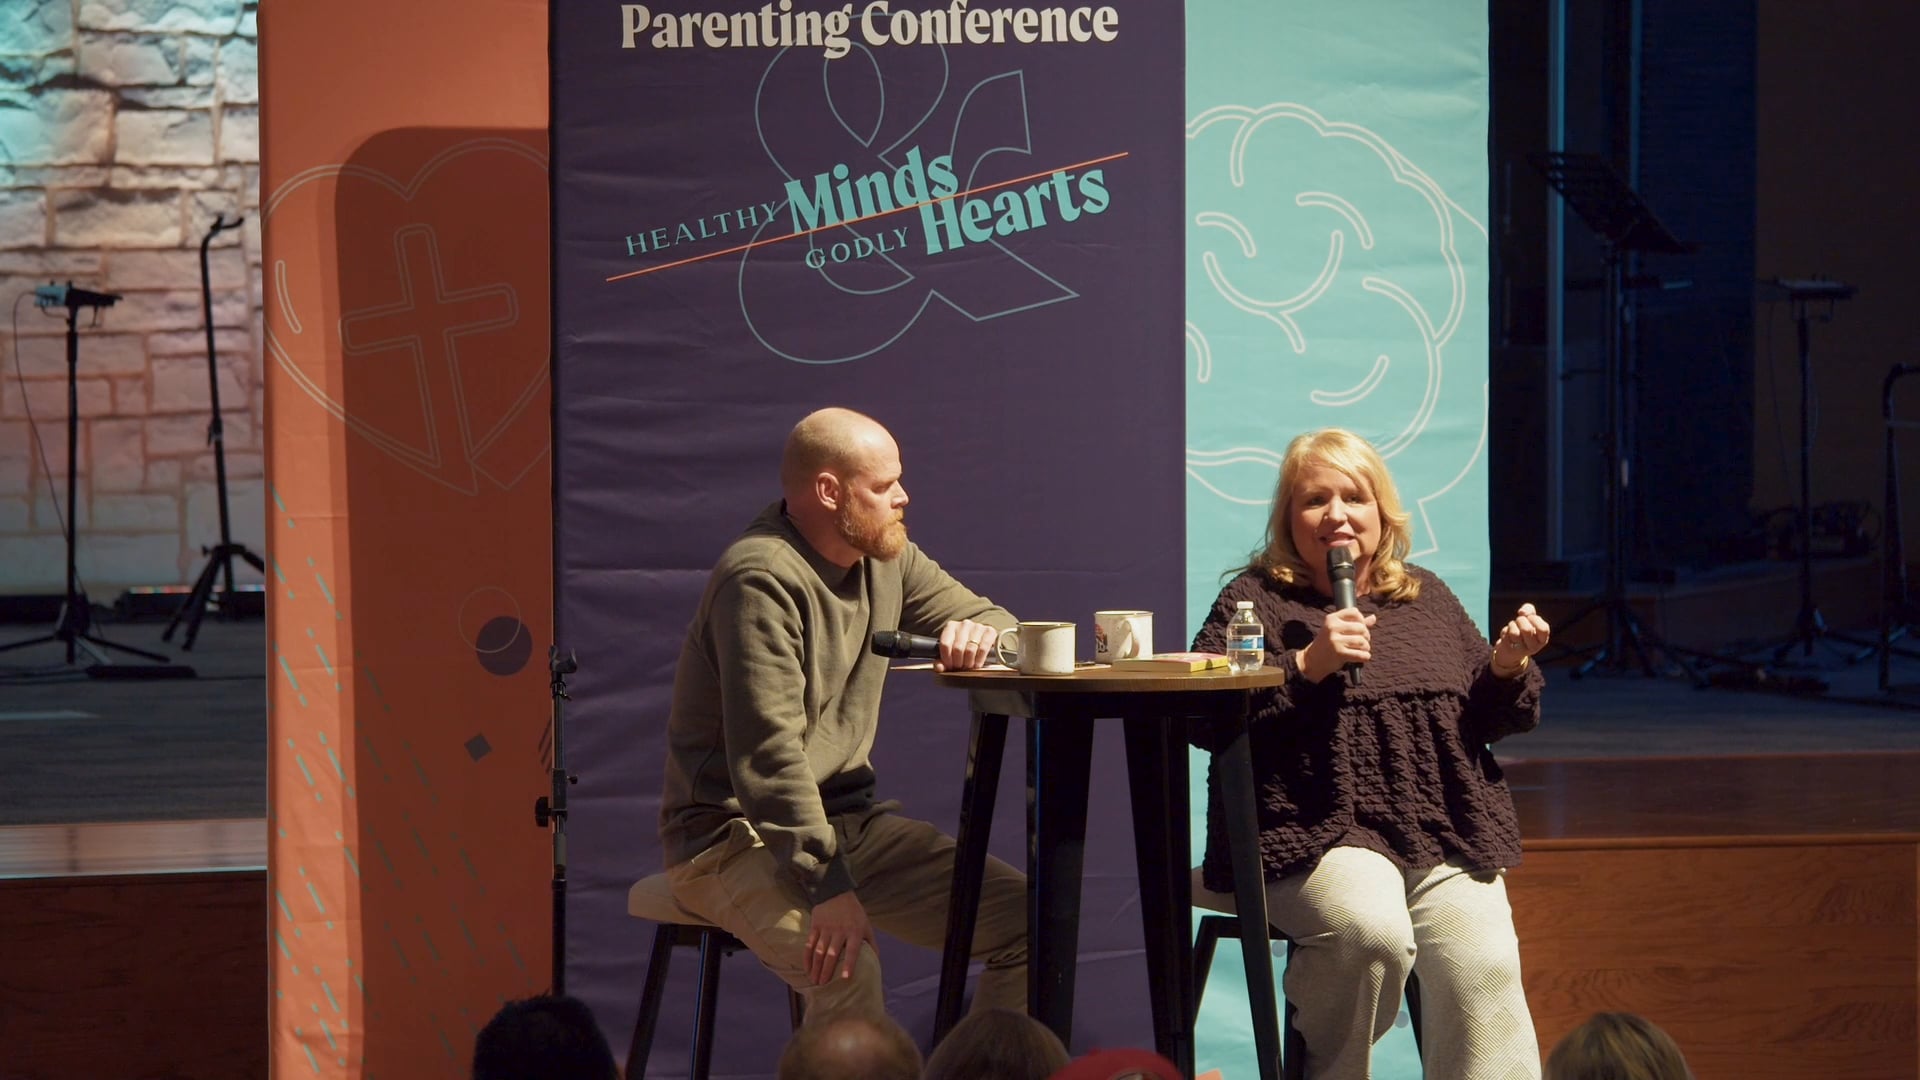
[1049,1047,1185,1080]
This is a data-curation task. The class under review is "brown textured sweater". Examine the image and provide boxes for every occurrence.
[1190,565,1542,892]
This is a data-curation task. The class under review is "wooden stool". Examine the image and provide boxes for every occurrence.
[625,874,804,1079]
[1191,870,1422,1080]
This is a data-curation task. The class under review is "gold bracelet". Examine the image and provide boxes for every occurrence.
[1493,653,1530,678]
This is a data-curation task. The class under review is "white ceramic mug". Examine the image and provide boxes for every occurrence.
[993,621,1076,675]
[1093,610,1153,662]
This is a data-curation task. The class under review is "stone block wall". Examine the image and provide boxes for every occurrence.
[0,0,261,593]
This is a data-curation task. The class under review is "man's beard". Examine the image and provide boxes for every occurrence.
[837,505,908,560]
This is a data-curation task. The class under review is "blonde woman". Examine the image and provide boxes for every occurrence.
[1191,428,1551,1080]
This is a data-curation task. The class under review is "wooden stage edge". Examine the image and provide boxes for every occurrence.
[0,820,268,1080]
[1505,752,1920,1080]
[2,754,1917,1079]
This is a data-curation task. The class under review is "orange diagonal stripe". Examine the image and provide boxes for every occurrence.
[604,151,1131,283]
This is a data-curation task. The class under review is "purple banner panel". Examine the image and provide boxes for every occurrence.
[553,4,1183,1071]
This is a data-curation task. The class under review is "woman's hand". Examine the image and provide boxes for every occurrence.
[1491,602,1551,678]
[1299,606,1376,683]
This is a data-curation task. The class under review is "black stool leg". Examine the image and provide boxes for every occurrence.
[1191,915,1234,1023]
[689,930,725,1080]
[626,925,677,1078]
[1404,971,1423,1058]
[1277,930,1305,1080]
[1199,913,1302,1080]
[1282,995,1305,1080]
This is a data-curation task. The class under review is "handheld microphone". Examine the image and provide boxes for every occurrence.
[33,283,122,309]
[1327,546,1362,686]
[870,630,942,660]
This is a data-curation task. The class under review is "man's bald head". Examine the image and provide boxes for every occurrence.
[777,1008,922,1080]
[779,407,909,566]
[780,407,891,500]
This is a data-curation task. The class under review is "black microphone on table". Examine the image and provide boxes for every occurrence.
[870,630,942,660]
[1328,545,1362,687]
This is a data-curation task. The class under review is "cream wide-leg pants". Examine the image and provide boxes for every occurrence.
[1263,846,1541,1080]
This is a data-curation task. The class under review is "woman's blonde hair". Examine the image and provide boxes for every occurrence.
[1244,428,1419,601]
[1545,1012,1694,1080]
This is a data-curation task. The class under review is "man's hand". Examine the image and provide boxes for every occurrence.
[806,891,876,985]
[935,619,1000,672]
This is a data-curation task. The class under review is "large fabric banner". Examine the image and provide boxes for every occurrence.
[261,1,553,1077]
[553,3,1185,1073]
[1184,4,1492,1079]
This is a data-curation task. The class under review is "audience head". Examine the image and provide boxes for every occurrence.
[777,1007,922,1080]
[922,1007,1071,1080]
[1049,1046,1184,1080]
[470,994,617,1080]
[1545,1012,1694,1080]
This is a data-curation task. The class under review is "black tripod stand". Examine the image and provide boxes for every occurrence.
[0,286,174,670]
[1530,152,1702,681]
[1877,364,1920,693]
[164,215,265,650]
[533,646,578,994]
[1758,279,1872,667]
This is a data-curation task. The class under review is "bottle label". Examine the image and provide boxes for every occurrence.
[1230,635,1263,652]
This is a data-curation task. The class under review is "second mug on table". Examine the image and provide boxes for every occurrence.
[993,621,1076,675]
[1093,610,1153,662]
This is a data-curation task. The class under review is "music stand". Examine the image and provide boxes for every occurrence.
[1529,152,1704,680]
[0,285,175,670]
[1754,278,1871,668]
[163,215,265,650]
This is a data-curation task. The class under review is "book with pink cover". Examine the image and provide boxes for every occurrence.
[1110,651,1230,673]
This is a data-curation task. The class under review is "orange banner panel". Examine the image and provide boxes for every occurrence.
[261,2,550,1076]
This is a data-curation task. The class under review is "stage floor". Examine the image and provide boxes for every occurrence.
[1,613,1918,863]
[3,614,1916,1078]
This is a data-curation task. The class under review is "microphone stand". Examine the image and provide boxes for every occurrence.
[0,285,174,671]
[1876,365,1920,693]
[1763,279,1869,666]
[164,215,266,649]
[1527,152,1708,683]
[533,646,578,994]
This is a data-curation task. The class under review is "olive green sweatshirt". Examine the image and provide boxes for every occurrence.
[659,502,1014,903]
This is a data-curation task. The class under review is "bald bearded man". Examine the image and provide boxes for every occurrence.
[660,407,1029,1020]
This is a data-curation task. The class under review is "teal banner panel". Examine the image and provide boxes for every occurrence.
[1184,4,1491,1078]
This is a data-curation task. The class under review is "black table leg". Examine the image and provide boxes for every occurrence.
[1216,711,1282,1080]
[934,711,1009,1044]
[1028,713,1095,1046]
[1123,716,1195,1077]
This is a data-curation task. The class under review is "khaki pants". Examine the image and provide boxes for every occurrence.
[666,807,1028,1021]
[1265,846,1541,1080]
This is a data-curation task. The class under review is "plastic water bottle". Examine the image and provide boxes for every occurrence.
[1227,600,1265,672]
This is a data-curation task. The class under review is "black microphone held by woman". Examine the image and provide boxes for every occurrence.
[1328,545,1361,686]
